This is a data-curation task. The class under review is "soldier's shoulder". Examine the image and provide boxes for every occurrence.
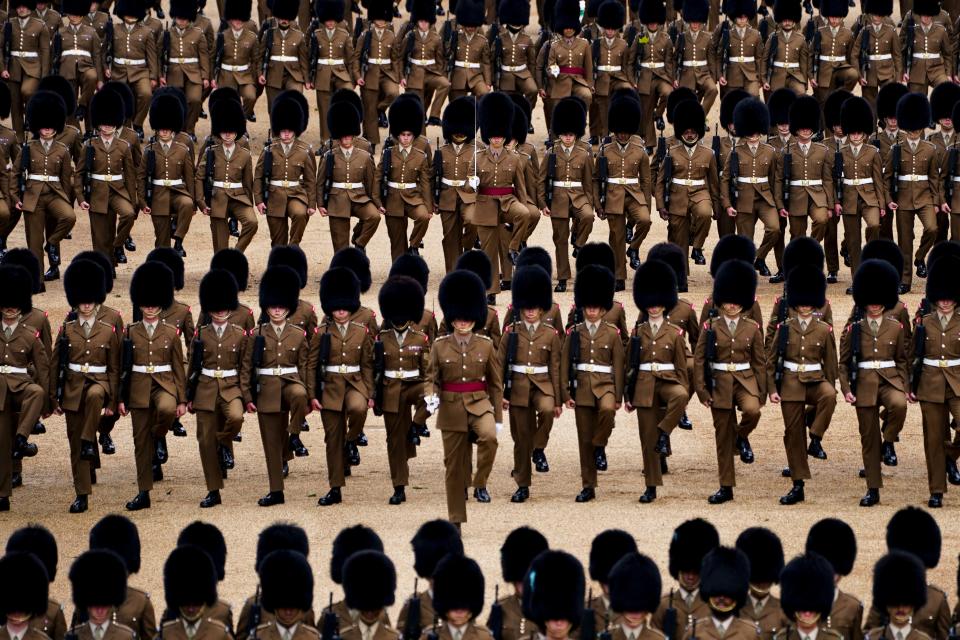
[128,585,150,599]
[174,141,190,151]
[819,630,843,640]
[731,618,761,635]
[835,589,862,607]
[927,583,948,598]
[110,623,137,639]
[298,626,322,638]
[476,334,492,342]
[644,628,667,640]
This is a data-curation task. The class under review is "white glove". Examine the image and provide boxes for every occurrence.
[495,422,503,435]
[425,394,440,415]
[549,64,560,78]
[468,175,480,189]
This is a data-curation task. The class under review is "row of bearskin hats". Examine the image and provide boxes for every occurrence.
[0,509,945,623]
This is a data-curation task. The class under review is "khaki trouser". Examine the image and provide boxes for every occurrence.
[385,205,431,261]
[788,206,830,242]
[69,70,98,121]
[266,201,309,246]
[210,204,258,252]
[362,81,399,145]
[150,194,195,247]
[196,396,244,492]
[510,388,554,488]
[110,195,138,251]
[736,204,778,262]
[168,78,203,135]
[626,200,652,256]
[841,204,882,276]
[265,79,304,115]
[218,75,258,118]
[919,395,960,494]
[857,384,907,488]
[781,381,836,479]
[606,213,627,280]
[131,386,177,492]
[25,192,75,274]
[552,206,595,281]
[440,203,477,273]
[574,390,617,489]
[667,203,712,273]
[329,204,381,251]
[477,202,527,295]
[321,407,351,489]
[640,80,672,148]
[896,205,938,287]
[405,74,451,120]
[0,408,13,497]
[690,200,713,249]
[9,77,39,137]
[814,67,859,105]
[316,83,354,141]
[383,381,421,488]
[342,387,369,444]
[66,387,102,496]
[636,406,664,488]
[257,412,291,493]
[441,414,497,523]
[128,77,152,128]
[711,384,761,487]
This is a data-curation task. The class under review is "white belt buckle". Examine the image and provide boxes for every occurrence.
[725,363,737,372]
[940,359,949,368]
[214,369,224,378]
[273,367,283,375]
[80,364,90,373]
[339,364,348,373]
[1,365,10,374]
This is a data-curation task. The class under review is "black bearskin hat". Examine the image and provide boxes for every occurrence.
[146,246,185,290]
[634,260,679,311]
[499,0,530,23]
[512,266,553,312]
[211,248,249,291]
[69,549,128,609]
[456,250,493,289]
[256,523,309,572]
[852,259,899,310]
[200,269,240,314]
[786,264,827,309]
[315,0,344,21]
[0,83,10,119]
[26,90,66,136]
[608,553,662,614]
[2,248,41,294]
[897,92,932,132]
[877,82,909,123]
[501,527,549,584]
[667,87,698,124]
[72,250,114,293]
[412,0,438,21]
[712,260,757,310]
[328,102,362,139]
[840,96,874,135]
[163,544,218,611]
[806,518,857,577]
[773,0,801,21]
[61,0,89,14]
[320,267,361,317]
[575,265,615,311]
[639,0,667,23]
[590,530,639,584]
[767,88,796,126]
[389,254,430,292]
[710,234,757,276]
[872,552,928,610]
[177,521,227,582]
[673,99,706,138]
[6,525,58,582]
[39,75,76,117]
[913,0,939,15]
[63,259,106,307]
[552,99,588,139]
[887,507,941,568]
[733,97,769,138]
[864,0,892,12]
[261,550,313,613]
[726,0,756,17]
[100,81,135,122]
[789,94,821,135]
[819,0,847,16]
[271,0,298,19]
[517,246,554,277]
[512,107,529,144]
[480,92,516,143]
[365,0,393,20]
[331,525,384,585]
[130,262,174,311]
[443,96,477,142]
[930,82,960,122]
[522,551,585,630]
[598,0,626,28]
[721,90,751,132]
[268,244,307,289]
[169,0,197,19]
[669,519,720,578]
[926,255,960,303]
[608,93,642,135]
[780,553,836,620]
[271,95,305,136]
[927,240,960,271]
[259,265,301,313]
[735,528,785,586]
[114,0,146,19]
[390,94,425,138]
[682,0,708,21]
[782,236,824,274]
[379,275,425,327]
[223,0,251,20]
[344,550,397,611]
[456,0,485,25]
[0,265,31,314]
[824,89,852,130]
[433,555,485,619]
[647,242,688,293]
[211,98,246,138]
[331,246,373,293]
[553,0,583,31]
[700,547,750,614]
[861,238,904,277]
[439,270,488,327]
[576,242,615,274]
[412,520,465,578]
[0,552,48,617]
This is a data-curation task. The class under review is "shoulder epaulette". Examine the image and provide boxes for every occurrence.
[476,334,492,341]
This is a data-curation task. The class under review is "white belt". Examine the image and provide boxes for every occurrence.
[152,178,184,187]
[27,174,59,182]
[0,365,29,374]
[92,174,123,182]
[913,52,940,59]
[773,61,799,68]
[952,176,960,183]
[843,177,873,185]
[384,369,420,379]
[316,57,344,65]
[270,55,298,62]
[168,57,199,64]
[331,181,363,189]
[857,360,895,369]
[501,63,527,72]
[868,53,892,60]
[201,368,238,378]
[790,179,823,186]
[710,362,751,372]
[597,64,622,72]
[923,358,960,368]
[554,180,583,188]
[10,51,38,58]
[607,177,639,185]
[441,178,466,186]
[324,364,361,374]
[269,179,301,187]
[387,181,416,189]
[819,55,846,62]
[257,366,299,376]
[783,361,822,372]
[62,49,92,57]
[898,174,928,182]
[728,56,755,63]
[510,365,549,374]
[410,58,435,66]
[737,176,768,184]
[576,363,613,373]
[682,60,708,67]
[640,61,665,68]
[367,57,391,65]
[114,57,146,65]
[68,363,107,374]
[455,60,481,69]
[213,180,243,189]
[221,63,249,71]
[132,364,173,374]
[638,363,675,371]
[672,178,705,186]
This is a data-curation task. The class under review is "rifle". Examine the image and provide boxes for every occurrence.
[261,26,274,79]
[186,337,203,402]
[662,150,673,210]
[352,14,364,44]
[3,22,10,71]
[402,579,422,640]
[774,319,788,393]
[597,141,608,211]
[83,140,94,203]
[544,150,556,208]
[372,337,385,416]
[765,31,777,85]
[540,36,552,89]
[380,138,393,202]
[250,330,265,404]
[144,139,156,208]
[246,585,262,640]
[161,27,171,78]
[849,306,862,395]
[662,589,677,640]
[581,589,596,640]
[52,31,62,75]
[625,322,642,404]
[567,320,580,398]
[625,23,639,48]
[782,141,792,204]
[759,17,768,41]
[858,25,870,78]
[488,585,504,640]
[309,30,320,80]
[890,143,900,204]
[120,336,134,404]
[719,20,730,79]
[655,118,666,164]
[447,27,459,74]
[712,124,721,169]
[810,29,822,80]
[833,139,844,205]
[322,143,334,208]
[492,31,503,90]
[803,15,816,41]
[910,319,925,393]
[946,145,957,203]
[314,330,331,400]
[104,21,114,68]
[433,140,443,203]
[213,30,224,83]
[503,322,518,401]
[403,30,416,78]
[203,144,214,209]
[673,31,685,82]
[591,36,601,84]
[703,320,716,393]
[55,321,69,405]
[18,142,28,203]
[728,138,739,206]
[261,136,272,205]
[903,16,915,77]
[321,594,339,640]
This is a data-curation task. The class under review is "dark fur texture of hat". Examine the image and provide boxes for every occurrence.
[861,239,904,277]
[840,96,874,135]
[177,521,227,582]
[456,0,485,24]
[499,0,530,23]
[433,554,485,619]
[69,549,128,609]
[864,0,892,12]
[735,528,785,585]
[443,96,477,142]
[517,246,553,277]
[553,0,583,30]
[328,101,362,139]
[712,260,757,310]
[673,99,706,138]
[39,75,76,116]
[256,523,308,572]
[222,0,251,20]
[390,95,425,138]
[872,551,928,610]
[852,259,900,310]
[61,0,89,14]
[806,518,857,577]
[456,250,493,289]
[199,269,239,314]
[0,265,32,314]
[780,553,835,620]
[726,0,756,16]
[667,87,698,124]
[639,0,666,22]
[151,86,185,123]
[101,81,135,121]
[439,270,488,326]
[897,93,932,132]
[114,0,146,19]
[366,0,393,20]
[597,0,626,27]
[887,507,941,568]
[512,266,553,312]
[930,82,960,122]
[789,94,821,134]
[211,98,246,138]
[72,250,114,293]
[209,86,242,111]
[261,550,313,613]
[0,83,10,119]
[389,254,429,291]
[315,0,344,20]
[331,525,384,585]
[259,265,301,313]
[331,246,372,293]
[2,248,41,294]
[633,260,679,311]
[501,527,549,584]
[767,88,796,126]
[913,0,939,14]
[6,525,57,582]
[412,520,464,579]
[926,255,960,303]
[271,95,305,136]
[270,0,298,19]
[682,0,708,20]
[589,530,639,584]
[926,240,960,271]
[522,551,585,630]
[575,265,615,311]
[647,242,688,293]
[732,97,769,138]
[0,552,48,617]
[773,0,801,21]
[608,93,642,135]
[512,107,529,144]
[320,268,361,316]
[344,550,397,611]
[877,82,909,122]
[163,544,218,611]
[130,261,175,310]
[701,547,750,614]
[819,0,847,15]
[64,259,107,307]
[608,553,662,614]
[211,248,249,291]
[710,234,757,276]
[379,275,425,327]
[412,0,438,21]
[26,90,66,136]
[782,236,824,275]
[147,246,185,290]
[479,92,516,143]
[824,89,852,129]
[268,244,307,289]
[786,265,827,309]
[576,242,615,273]
[169,0,197,19]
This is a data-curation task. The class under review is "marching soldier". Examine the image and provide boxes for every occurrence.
[1,0,51,137]
[174,521,234,629]
[586,529,638,630]
[352,0,400,145]
[607,552,663,640]
[394,520,463,633]
[257,548,317,640]
[257,0,308,108]
[67,550,134,640]
[447,0,492,102]
[713,88,749,240]
[903,0,953,95]
[141,93,195,253]
[542,0,594,111]
[633,0,675,147]
[685,548,755,640]
[330,246,380,337]
[564,243,631,336]
[162,0,210,137]
[809,0,857,105]
[400,0,449,126]
[866,553,931,640]
[626,259,689,503]
[760,0,808,95]
[120,261,187,511]
[698,235,764,328]
[766,88,794,154]
[214,0,259,122]
[805,519,864,640]
[160,546,231,640]
[146,248,196,378]
[714,0,764,98]
[82,2,111,40]
[735,528,787,639]
[427,269,502,527]
[318,101,381,252]
[308,0,356,142]
[560,265,624,503]
[775,553,843,640]
[693,259,765,504]
[872,82,907,241]
[209,249,255,330]
[53,260,121,514]
[766,265,837,505]
[590,1,634,143]
[107,0,159,134]
[651,519,720,638]
[523,551,586,640]
[58,0,104,123]
[849,0,901,108]
[491,527,548,640]
[340,551,398,640]
[255,95,317,247]
[779,95,834,249]
[326,525,391,631]
[442,250,504,338]
[187,269,248,509]
[675,0,718,115]
[436,97,478,273]
[839,259,907,507]
[496,0,538,119]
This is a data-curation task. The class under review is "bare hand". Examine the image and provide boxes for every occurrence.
[672,80,679,88]
[357,77,365,87]
[1,71,9,80]
[142,206,151,215]
[565,399,575,409]
[888,202,898,210]
[318,207,328,216]
[859,77,868,86]
[541,207,551,216]
[726,206,737,217]
[902,72,909,83]
[718,76,727,86]
[553,406,562,418]
[256,203,266,214]
[14,201,22,211]
[306,82,314,90]
[810,78,818,88]
[539,89,546,98]
[311,399,322,411]
[80,201,90,210]
[187,401,193,412]
[104,69,111,79]
[307,207,316,216]
[943,203,953,214]
[103,408,114,417]
[176,403,187,418]
[763,82,770,91]
[399,79,406,88]
[659,209,669,220]
[907,392,918,403]
[210,79,218,89]
[202,206,211,215]
[844,392,856,404]
[624,401,634,412]
[54,407,64,416]
[202,79,210,89]
[834,204,843,216]
[769,392,781,404]
[502,399,510,410]
[246,402,257,413]
[615,402,621,410]
[151,79,158,89]
[378,206,386,214]
[118,402,128,416]
[259,75,267,85]
[779,208,789,218]
[701,398,712,408]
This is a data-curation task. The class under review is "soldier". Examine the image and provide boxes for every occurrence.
[324,526,390,630]
[904,0,953,95]
[400,0,449,126]
[765,88,794,156]
[214,0,259,121]
[560,265,624,503]
[307,0,355,141]
[850,0,900,108]
[491,527,548,640]
[523,551,586,640]
[715,0,764,98]
[1,0,51,137]
[495,0,537,119]
[698,235,764,328]
[446,0,491,103]
[257,550,318,640]
[683,548,755,640]
[585,530,638,629]
[693,259,765,504]
[542,0,594,113]
[340,551,399,640]
[761,0,808,95]
[257,0,308,108]
[395,520,464,634]
[779,95,834,249]
[632,0,674,149]
[605,551,664,640]
[427,269,502,527]
[421,555,493,640]
[674,0,718,114]
[199,99,257,252]
[809,0,856,105]
[775,553,843,640]
[206,250,253,332]
[247,265,310,507]
[67,550,135,640]
[330,247,379,339]
[652,519,719,638]
[161,0,209,136]
[160,546,231,640]
[735,528,787,640]
[255,94,317,246]
[589,2,633,143]
[566,243,631,336]
[871,83,907,241]
[5,526,67,640]
[106,0,159,134]
[804,519,863,640]
[655,100,720,274]
[865,553,932,640]
[435,96,478,272]
[58,0,104,123]
[352,0,399,145]
[186,270,247,508]
[712,88,749,240]
[625,259,689,503]
[83,0,111,39]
